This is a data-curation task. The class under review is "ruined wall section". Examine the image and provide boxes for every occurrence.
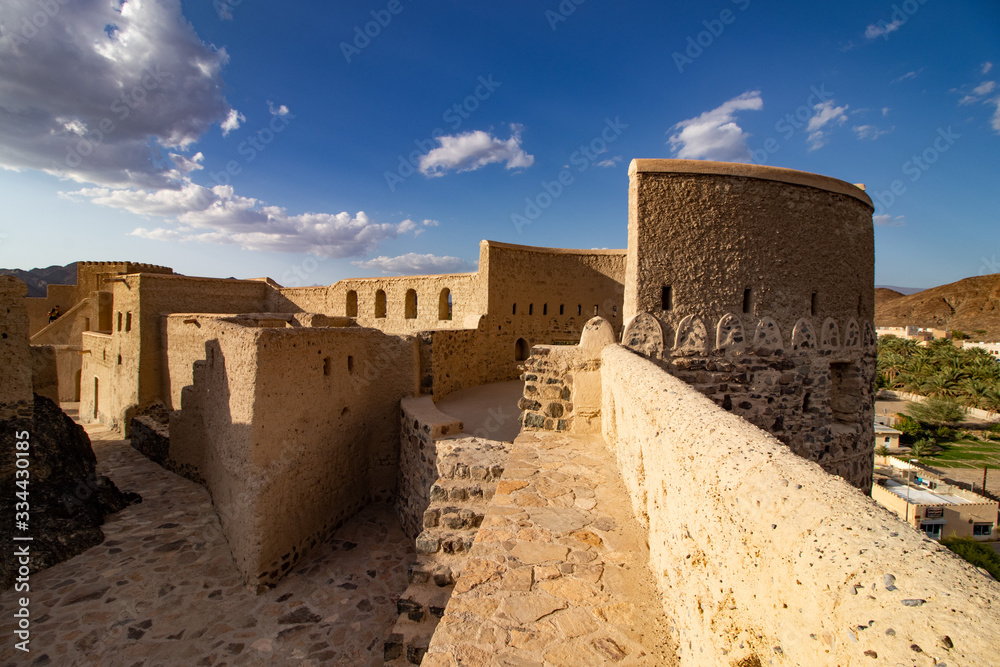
[624,160,876,489]
[0,276,33,419]
[601,344,1000,666]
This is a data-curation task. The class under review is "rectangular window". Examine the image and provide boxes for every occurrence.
[662,285,673,311]
[973,523,993,537]
[921,523,943,539]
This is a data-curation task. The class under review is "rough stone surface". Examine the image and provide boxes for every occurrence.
[601,344,1000,666]
[623,160,876,490]
[0,397,139,590]
[425,430,678,665]
[0,415,412,666]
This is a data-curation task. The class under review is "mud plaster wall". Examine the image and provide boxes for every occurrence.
[170,319,419,590]
[624,161,876,489]
[0,276,33,417]
[600,344,1000,666]
[79,332,114,426]
[95,274,270,434]
[25,262,172,336]
[483,241,626,357]
[30,345,59,403]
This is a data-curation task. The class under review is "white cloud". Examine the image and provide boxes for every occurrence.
[0,0,237,189]
[983,62,994,75]
[865,18,903,40]
[667,91,763,162]
[352,253,475,276]
[891,70,920,84]
[419,125,534,177]
[64,182,426,257]
[0,0,435,260]
[805,100,849,151]
[221,109,245,136]
[882,107,891,117]
[873,214,905,227]
[853,125,893,141]
[595,155,623,168]
[268,102,291,117]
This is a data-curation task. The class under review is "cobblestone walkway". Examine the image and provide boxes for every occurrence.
[425,431,679,666]
[0,418,413,667]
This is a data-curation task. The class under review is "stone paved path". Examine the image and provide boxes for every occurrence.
[1,416,413,666]
[424,431,679,666]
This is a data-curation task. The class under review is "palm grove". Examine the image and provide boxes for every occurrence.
[876,336,1000,457]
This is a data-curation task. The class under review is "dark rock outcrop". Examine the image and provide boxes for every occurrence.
[0,395,140,590]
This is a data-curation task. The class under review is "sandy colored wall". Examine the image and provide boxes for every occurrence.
[25,262,172,336]
[0,276,33,417]
[600,343,1000,666]
[168,318,419,590]
[30,345,59,403]
[79,332,115,427]
[870,482,998,540]
[623,160,876,489]
[481,241,626,382]
[98,274,270,433]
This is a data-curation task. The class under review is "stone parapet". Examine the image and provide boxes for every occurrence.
[600,343,1000,666]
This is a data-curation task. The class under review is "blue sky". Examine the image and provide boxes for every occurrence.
[0,0,997,289]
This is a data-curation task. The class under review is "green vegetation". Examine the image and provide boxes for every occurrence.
[940,537,1000,581]
[877,336,1000,411]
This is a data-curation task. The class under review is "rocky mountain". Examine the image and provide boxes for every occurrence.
[0,262,77,298]
[875,273,1000,340]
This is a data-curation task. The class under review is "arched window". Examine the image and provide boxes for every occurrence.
[375,290,386,318]
[439,288,452,320]
[405,289,417,319]
[346,290,358,317]
[515,338,530,362]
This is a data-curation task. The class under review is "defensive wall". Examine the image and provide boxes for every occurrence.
[622,159,876,489]
[597,341,1000,665]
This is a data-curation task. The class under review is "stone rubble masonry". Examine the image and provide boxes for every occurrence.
[519,317,617,435]
[0,275,33,419]
[398,396,466,540]
[623,159,877,490]
[600,343,1000,666]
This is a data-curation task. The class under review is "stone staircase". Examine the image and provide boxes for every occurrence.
[384,436,510,665]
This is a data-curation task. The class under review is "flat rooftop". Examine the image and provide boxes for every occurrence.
[884,479,976,506]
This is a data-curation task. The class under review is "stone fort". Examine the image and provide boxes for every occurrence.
[7,160,999,664]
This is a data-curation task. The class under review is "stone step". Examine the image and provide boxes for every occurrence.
[385,584,453,665]
[415,528,475,556]
[428,478,495,505]
[422,503,485,531]
[407,551,471,586]
[435,437,511,481]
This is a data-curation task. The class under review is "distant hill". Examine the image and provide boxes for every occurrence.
[875,288,905,307]
[875,273,1000,340]
[0,263,77,298]
[875,285,925,295]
